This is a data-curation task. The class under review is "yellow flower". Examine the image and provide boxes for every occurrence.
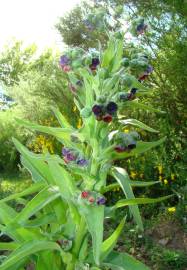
[164,179,168,185]
[130,171,137,179]
[157,165,163,174]
[167,207,176,213]
[171,174,175,181]
[124,128,129,133]
[77,118,82,129]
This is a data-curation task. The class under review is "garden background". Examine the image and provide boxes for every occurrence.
[0,0,186,269]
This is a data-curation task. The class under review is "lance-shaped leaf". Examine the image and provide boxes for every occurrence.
[15,118,72,144]
[103,251,151,270]
[0,240,62,270]
[0,242,19,251]
[126,100,165,113]
[79,204,104,265]
[101,180,160,193]
[111,39,124,72]
[114,195,173,209]
[0,182,45,203]
[13,138,55,184]
[119,119,158,133]
[101,37,116,68]
[51,106,72,129]
[14,186,61,224]
[48,160,77,200]
[111,167,143,231]
[101,218,125,261]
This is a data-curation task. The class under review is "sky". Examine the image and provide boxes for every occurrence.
[0,0,81,52]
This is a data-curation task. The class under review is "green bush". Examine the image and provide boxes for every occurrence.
[0,109,28,172]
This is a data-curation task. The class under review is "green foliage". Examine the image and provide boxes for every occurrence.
[0,41,36,86]
[0,109,28,172]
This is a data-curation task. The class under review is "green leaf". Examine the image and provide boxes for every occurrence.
[111,167,143,231]
[79,205,104,265]
[101,218,125,261]
[22,213,57,227]
[0,203,17,224]
[0,241,61,270]
[14,186,61,224]
[103,251,151,270]
[48,160,77,200]
[101,180,159,193]
[15,118,73,144]
[0,242,19,251]
[112,39,124,72]
[101,38,115,68]
[130,181,160,187]
[13,138,53,183]
[51,106,72,129]
[119,119,158,133]
[0,182,45,203]
[115,195,173,209]
[126,101,165,113]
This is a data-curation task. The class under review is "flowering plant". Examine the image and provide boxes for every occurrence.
[0,20,172,270]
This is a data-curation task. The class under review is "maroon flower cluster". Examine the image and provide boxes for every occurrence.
[114,132,140,153]
[62,148,88,167]
[137,21,148,35]
[139,65,153,81]
[81,191,106,205]
[119,88,138,102]
[60,55,71,73]
[92,101,118,123]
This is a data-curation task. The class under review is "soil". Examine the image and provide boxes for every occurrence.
[146,218,187,252]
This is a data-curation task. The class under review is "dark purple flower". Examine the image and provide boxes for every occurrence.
[146,65,153,74]
[106,102,118,115]
[66,152,76,161]
[62,148,70,156]
[60,55,70,67]
[77,159,88,166]
[92,58,100,66]
[127,141,136,150]
[137,23,147,35]
[90,58,100,71]
[97,197,106,205]
[92,104,103,116]
[130,88,138,95]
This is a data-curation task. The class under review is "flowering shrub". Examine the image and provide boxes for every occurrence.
[0,18,172,270]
